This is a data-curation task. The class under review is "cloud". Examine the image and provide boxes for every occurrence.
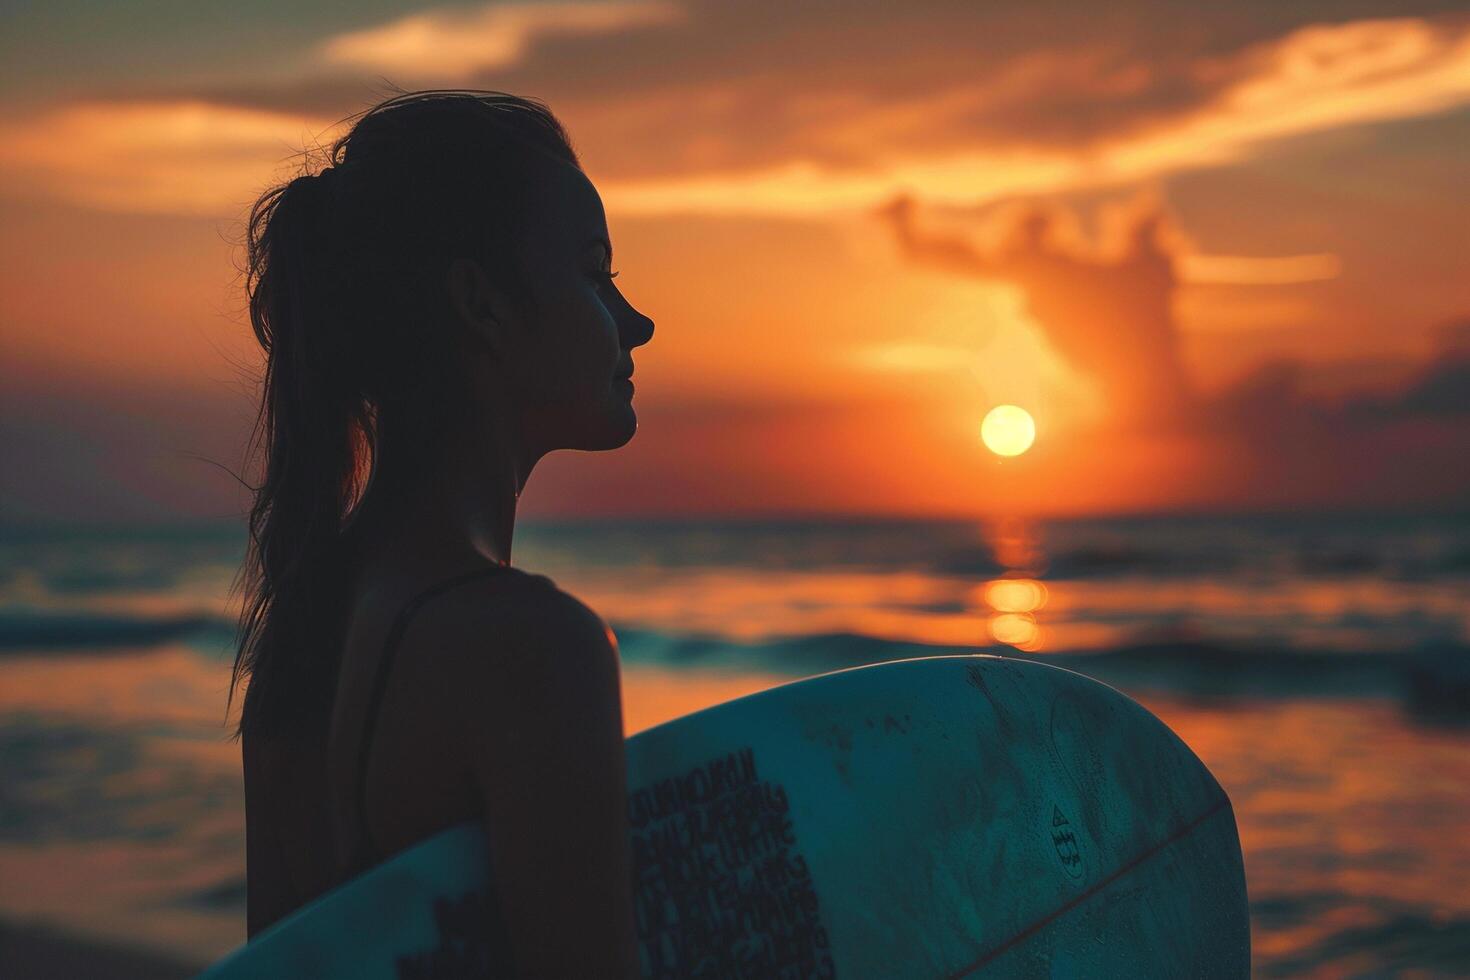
[594,16,1470,215]
[0,101,340,215]
[870,191,1455,424]
[319,1,685,78]
[847,343,987,374]
[1100,17,1470,173]
[1338,319,1470,420]
[876,190,1470,506]
[1176,253,1341,285]
[2,13,1467,219]
[1194,336,1470,508]
[874,193,1195,425]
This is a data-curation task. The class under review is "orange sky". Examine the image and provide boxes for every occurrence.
[1,2,1467,522]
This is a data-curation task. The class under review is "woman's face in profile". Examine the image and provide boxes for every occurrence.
[493,162,655,455]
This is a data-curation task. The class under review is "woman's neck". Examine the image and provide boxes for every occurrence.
[342,408,534,582]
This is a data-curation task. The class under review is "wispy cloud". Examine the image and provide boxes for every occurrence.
[0,101,338,215]
[1177,253,1341,285]
[847,343,982,374]
[598,16,1470,215]
[1,15,1466,218]
[870,185,1470,510]
[319,1,685,78]
[1102,17,1470,173]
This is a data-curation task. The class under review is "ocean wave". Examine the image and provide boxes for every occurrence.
[0,609,219,653]
[610,624,1470,718]
[0,719,237,844]
[1251,892,1470,978]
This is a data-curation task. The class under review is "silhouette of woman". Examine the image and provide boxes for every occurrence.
[226,90,654,976]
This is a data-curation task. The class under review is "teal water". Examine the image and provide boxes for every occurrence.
[0,515,1466,976]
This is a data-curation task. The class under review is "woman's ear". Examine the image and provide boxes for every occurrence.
[446,257,511,359]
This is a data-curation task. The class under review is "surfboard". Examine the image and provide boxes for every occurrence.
[198,655,1250,978]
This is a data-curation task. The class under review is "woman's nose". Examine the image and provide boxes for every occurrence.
[622,307,654,349]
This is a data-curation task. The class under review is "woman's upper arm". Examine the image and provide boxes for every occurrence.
[242,731,287,938]
[446,585,639,978]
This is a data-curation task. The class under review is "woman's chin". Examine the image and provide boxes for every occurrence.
[609,405,639,447]
[575,404,638,451]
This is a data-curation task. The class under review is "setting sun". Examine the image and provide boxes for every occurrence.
[981,405,1036,457]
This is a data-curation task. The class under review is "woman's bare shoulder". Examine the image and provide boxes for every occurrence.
[442,567,614,655]
[411,570,637,975]
[405,568,620,718]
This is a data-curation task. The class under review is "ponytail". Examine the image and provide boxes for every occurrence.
[229,170,372,739]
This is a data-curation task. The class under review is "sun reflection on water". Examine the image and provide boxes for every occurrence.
[988,610,1042,649]
[978,517,1050,651]
[983,577,1049,613]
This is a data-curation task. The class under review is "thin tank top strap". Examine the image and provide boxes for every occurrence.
[349,563,525,875]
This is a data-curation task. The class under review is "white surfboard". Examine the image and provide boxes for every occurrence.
[198,655,1250,977]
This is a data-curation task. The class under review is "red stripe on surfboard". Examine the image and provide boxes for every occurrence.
[946,795,1235,978]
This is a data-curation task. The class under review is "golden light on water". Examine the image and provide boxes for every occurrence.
[983,577,1048,613]
[981,404,1036,457]
[981,575,1047,650]
[988,612,1041,649]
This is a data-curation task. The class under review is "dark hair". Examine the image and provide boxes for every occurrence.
[227,89,581,741]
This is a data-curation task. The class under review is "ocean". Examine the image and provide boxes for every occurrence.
[0,514,1467,976]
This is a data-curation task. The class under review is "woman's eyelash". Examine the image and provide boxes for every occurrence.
[594,269,620,286]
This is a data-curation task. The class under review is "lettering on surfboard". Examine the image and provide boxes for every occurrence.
[396,890,512,979]
[1051,803,1084,879]
[629,746,836,979]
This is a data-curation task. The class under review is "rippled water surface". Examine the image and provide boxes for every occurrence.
[0,516,1466,975]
